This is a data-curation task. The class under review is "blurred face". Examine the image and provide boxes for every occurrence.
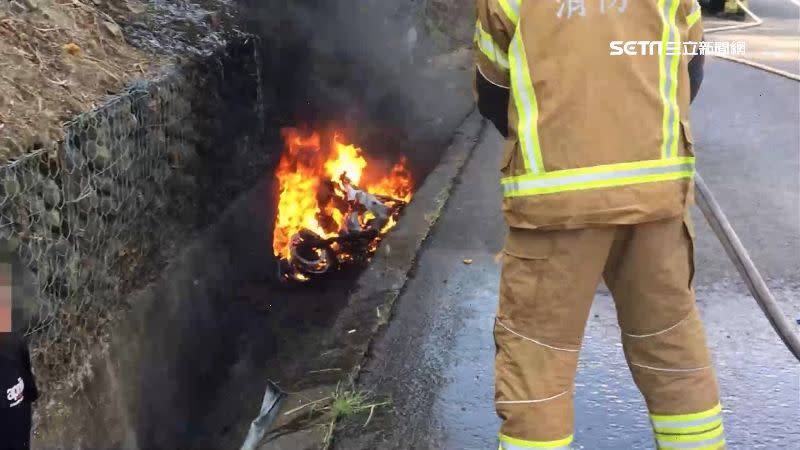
[0,262,10,333]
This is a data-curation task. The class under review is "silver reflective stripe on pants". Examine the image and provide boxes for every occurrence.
[656,432,725,449]
[500,443,571,450]
[652,412,723,432]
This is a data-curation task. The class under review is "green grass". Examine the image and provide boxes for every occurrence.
[282,383,392,448]
[329,389,371,420]
[323,384,392,447]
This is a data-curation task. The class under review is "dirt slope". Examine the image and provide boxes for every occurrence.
[0,0,160,163]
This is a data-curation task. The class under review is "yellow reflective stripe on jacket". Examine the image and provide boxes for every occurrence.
[497,0,521,25]
[500,0,692,199]
[655,425,725,449]
[475,20,510,70]
[687,0,702,27]
[509,28,544,173]
[502,157,694,197]
[499,433,573,449]
[659,0,682,159]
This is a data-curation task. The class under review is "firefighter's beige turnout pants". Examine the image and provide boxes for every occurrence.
[495,214,725,450]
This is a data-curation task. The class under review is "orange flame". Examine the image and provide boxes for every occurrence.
[273,128,413,259]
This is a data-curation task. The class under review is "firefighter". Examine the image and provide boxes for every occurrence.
[474,0,723,449]
[722,0,747,21]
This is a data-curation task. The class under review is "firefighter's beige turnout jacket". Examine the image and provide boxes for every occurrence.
[475,0,704,229]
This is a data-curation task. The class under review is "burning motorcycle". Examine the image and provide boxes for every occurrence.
[278,173,408,282]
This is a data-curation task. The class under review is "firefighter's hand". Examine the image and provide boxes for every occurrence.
[688,39,705,103]
[475,68,510,138]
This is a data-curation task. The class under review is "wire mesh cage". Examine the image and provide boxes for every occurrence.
[0,36,265,397]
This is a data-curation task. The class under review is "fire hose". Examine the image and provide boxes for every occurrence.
[695,175,800,361]
[695,0,800,361]
[705,0,800,81]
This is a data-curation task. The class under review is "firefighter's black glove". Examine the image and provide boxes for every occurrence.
[688,47,705,103]
[475,68,510,138]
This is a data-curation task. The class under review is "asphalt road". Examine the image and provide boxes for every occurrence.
[333,11,800,450]
[705,0,800,75]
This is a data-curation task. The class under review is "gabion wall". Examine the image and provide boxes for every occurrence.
[0,36,266,395]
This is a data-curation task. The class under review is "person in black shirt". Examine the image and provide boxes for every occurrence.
[0,260,38,450]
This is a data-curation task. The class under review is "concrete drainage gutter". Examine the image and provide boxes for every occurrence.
[261,111,485,450]
[325,111,484,379]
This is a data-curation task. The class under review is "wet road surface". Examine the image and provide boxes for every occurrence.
[333,17,800,450]
[704,0,799,76]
